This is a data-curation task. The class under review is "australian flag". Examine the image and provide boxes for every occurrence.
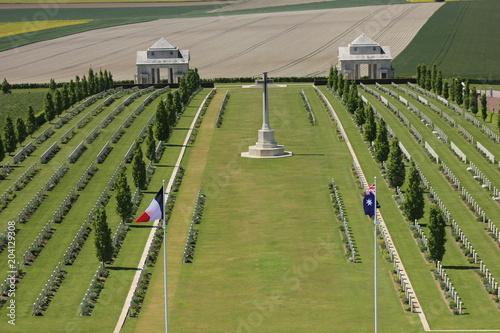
[363,183,379,217]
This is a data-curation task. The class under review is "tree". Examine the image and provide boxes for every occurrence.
[155,99,170,141]
[145,125,156,163]
[92,206,114,264]
[419,64,427,87]
[105,69,114,89]
[131,142,147,190]
[0,136,5,162]
[403,162,425,222]
[431,64,437,92]
[115,168,134,223]
[2,78,11,94]
[15,117,27,145]
[470,88,478,115]
[61,84,71,110]
[44,91,55,121]
[442,81,449,99]
[449,79,456,102]
[3,116,17,154]
[53,89,64,116]
[455,77,463,105]
[436,70,443,96]
[497,112,500,132]
[416,64,422,85]
[166,93,177,126]
[425,68,432,91]
[327,65,335,89]
[427,204,447,263]
[26,105,37,135]
[386,138,406,188]
[88,68,96,95]
[346,81,358,114]
[480,92,488,121]
[69,80,78,105]
[332,67,339,92]
[172,90,182,116]
[364,105,377,143]
[82,75,90,98]
[354,104,366,127]
[49,78,57,91]
[337,73,344,98]
[374,118,390,163]
[342,78,350,103]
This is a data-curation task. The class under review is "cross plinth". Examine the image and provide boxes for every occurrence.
[241,72,292,158]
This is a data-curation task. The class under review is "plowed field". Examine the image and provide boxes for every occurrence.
[0,2,442,83]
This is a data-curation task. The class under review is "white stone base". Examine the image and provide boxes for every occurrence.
[241,145,292,159]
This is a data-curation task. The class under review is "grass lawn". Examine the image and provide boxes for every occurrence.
[1,82,499,332]
[126,85,423,332]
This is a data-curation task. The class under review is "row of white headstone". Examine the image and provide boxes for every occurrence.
[183,189,205,263]
[467,161,495,191]
[86,124,101,144]
[96,141,111,164]
[464,111,480,127]
[435,261,463,314]
[433,125,448,143]
[461,182,488,218]
[40,141,58,164]
[424,141,439,163]
[22,219,53,265]
[451,220,479,264]
[450,141,467,163]
[476,141,495,163]
[478,261,500,298]
[412,219,427,247]
[76,162,97,191]
[17,188,45,223]
[68,141,86,164]
[79,262,105,315]
[52,187,77,223]
[440,161,461,190]
[54,113,71,129]
[13,141,35,164]
[45,162,69,191]
[331,179,356,263]
[428,186,451,222]
[32,262,62,315]
[35,127,54,145]
[300,90,316,126]
[481,124,500,144]
[409,124,423,143]
[63,218,91,265]
[441,110,456,127]
[457,124,474,143]
[60,125,76,144]
[13,162,38,191]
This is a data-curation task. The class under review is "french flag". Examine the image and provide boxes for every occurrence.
[135,186,164,222]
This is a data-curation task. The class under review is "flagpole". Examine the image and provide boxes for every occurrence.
[162,179,168,333]
[374,176,378,333]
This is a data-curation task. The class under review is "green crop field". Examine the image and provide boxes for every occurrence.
[0,88,47,129]
[393,0,500,79]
